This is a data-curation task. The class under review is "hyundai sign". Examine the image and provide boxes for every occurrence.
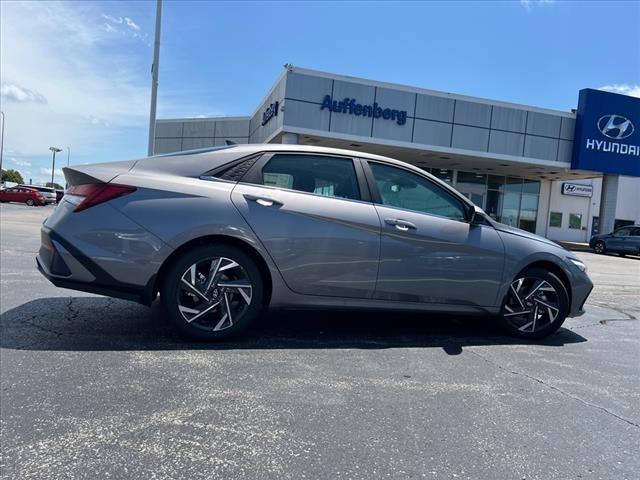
[562,183,593,197]
[571,88,640,177]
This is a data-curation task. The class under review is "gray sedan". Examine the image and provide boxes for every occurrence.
[37,145,593,340]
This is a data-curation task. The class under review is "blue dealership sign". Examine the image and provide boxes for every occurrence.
[571,88,640,177]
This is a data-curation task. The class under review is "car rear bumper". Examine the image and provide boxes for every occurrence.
[36,226,155,305]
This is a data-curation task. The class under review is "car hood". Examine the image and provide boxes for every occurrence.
[492,222,565,250]
[589,233,607,241]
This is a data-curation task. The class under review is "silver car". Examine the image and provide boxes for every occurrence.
[37,145,593,340]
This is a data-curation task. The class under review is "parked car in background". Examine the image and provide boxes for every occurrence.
[18,185,57,204]
[589,225,640,256]
[37,144,593,341]
[0,186,46,206]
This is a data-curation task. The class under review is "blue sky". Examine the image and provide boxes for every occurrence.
[1,0,639,185]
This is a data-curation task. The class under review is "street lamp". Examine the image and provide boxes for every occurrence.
[0,111,5,175]
[49,146,62,186]
[65,146,71,190]
[147,0,163,156]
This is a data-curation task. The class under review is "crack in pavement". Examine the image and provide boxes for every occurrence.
[467,349,639,429]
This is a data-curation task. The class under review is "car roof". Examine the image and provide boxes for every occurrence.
[18,184,54,190]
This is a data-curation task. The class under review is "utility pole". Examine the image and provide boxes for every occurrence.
[147,0,163,156]
[49,147,62,186]
[67,146,70,166]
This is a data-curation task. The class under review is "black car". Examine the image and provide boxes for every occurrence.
[589,225,640,256]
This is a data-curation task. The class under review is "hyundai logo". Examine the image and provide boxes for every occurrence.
[597,114,634,140]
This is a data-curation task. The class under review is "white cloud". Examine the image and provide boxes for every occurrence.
[520,0,555,12]
[124,17,140,31]
[1,83,48,104]
[9,158,32,167]
[102,13,143,37]
[102,23,116,33]
[102,14,124,25]
[598,84,640,99]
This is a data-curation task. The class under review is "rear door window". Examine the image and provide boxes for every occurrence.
[260,154,360,201]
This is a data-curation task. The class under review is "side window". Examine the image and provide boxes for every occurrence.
[369,162,466,220]
[614,227,631,237]
[261,154,360,201]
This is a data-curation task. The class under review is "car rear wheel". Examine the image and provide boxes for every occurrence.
[499,268,569,339]
[594,240,606,254]
[161,244,263,341]
[25,198,35,206]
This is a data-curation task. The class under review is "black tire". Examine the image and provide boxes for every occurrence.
[594,240,606,254]
[619,253,626,257]
[161,244,264,341]
[499,267,569,339]
[25,199,35,206]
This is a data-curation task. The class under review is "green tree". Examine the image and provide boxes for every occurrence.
[46,182,64,190]
[1,169,25,184]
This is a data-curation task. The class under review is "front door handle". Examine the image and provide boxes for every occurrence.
[384,218,417,231]
[243,193,283,207]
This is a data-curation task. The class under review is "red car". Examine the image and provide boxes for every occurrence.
[0,186,46,206]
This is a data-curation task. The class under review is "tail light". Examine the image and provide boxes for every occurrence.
[66,183,137,212]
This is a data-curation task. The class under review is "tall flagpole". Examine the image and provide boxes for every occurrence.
[147,0,162,156]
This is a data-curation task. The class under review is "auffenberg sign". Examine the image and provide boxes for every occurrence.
[320,95,408,126]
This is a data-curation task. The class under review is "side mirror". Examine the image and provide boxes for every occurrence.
[469,205,486,225]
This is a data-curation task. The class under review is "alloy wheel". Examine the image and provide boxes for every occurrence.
[503,277,561,333]
[176,256,253,332]
[594,241,605,254]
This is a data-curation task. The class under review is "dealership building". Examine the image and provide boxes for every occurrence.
[155,66,640,242]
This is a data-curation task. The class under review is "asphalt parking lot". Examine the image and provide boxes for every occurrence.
[1,202,638,480]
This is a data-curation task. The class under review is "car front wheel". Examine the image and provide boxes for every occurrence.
[161,244,263,341]
[499,268,569,339]
[25,198,35,206]
[594,240,606,254]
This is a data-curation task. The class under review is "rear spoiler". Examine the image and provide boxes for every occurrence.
[63,159,138,187]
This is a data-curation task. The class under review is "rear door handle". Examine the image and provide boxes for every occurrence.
[384,218,417,231]
[243,193,283,207]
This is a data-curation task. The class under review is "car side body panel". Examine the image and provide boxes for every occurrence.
[496,228,592,317]
[373,206,505,306]
[42,198,168,287]
[231,182,381,299]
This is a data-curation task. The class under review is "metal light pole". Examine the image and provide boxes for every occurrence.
[147,0,163,156]
[49,147,62,186]
[65,146,71,189]
[0,111,5,174]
